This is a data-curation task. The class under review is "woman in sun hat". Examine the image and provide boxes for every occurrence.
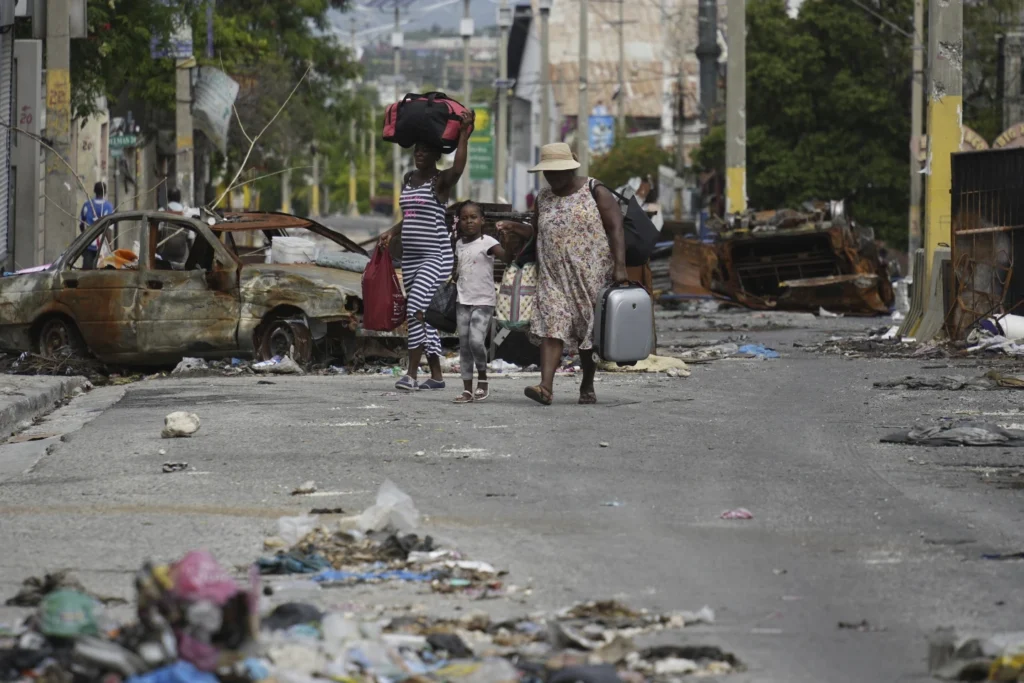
[496,142,628,405]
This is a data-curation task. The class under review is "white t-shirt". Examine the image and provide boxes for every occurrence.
[455,235,499,306]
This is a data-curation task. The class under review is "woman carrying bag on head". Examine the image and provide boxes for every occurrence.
[497,143,629,406]
[378,109,475,392]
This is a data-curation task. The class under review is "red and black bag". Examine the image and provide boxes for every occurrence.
[383,92,470,153]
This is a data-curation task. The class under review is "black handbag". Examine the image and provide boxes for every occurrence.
[424,281,458,333]
[591,181,661,266]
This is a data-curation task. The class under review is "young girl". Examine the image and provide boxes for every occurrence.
[453,201,510,403]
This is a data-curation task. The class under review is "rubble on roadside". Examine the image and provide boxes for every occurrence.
[874,371,1024,391]
[668,200,894,315]
[929,628,1024,680]
[0,481,741,683]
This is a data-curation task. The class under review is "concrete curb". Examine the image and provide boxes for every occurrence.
[0,376,90,439]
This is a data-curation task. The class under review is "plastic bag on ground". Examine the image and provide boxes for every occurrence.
[169,551,239,604]
[172,358,209,375]
[276,515,319,547]
[355,480,420,533]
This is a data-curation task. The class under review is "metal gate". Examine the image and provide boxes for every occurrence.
[947,148,1024,339]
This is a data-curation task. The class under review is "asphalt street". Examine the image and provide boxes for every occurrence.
[2,310,1023,682]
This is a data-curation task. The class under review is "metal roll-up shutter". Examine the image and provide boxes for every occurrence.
[0,26,13,268]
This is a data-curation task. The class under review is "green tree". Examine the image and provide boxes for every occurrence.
[590,136,672,190]
[963,0,1024,141]
[693,0,913,243]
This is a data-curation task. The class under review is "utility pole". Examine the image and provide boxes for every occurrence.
[349,17,359,217]
[311,141,321,217]
[369,104,377,200]
[176,57,194,206]
[923,0,963,285]
[539,0,551,147]
[725,0,746,215]
[496,0,511,202]
[43,0,73,263]
[460,0,473,200]
[349,115,358,216]
[577,0,590,176]
[616,0,625,133]
[908,0,925,263]
[392,5,402,216]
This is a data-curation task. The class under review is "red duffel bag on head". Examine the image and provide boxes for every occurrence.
[383,92,470,153]
[361,247,406,331]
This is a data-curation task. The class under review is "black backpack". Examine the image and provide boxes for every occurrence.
[590,180,660,267]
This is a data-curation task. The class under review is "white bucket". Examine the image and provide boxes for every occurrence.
[271,236,315,264]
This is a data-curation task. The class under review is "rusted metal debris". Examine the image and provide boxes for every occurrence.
[947,148,1024,340]
[0,211,389,368]
[670,201,894,315]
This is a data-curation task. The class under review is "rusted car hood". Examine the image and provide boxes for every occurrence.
[239,264,362,320]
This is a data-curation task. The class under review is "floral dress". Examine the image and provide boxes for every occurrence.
[529,179,613,353]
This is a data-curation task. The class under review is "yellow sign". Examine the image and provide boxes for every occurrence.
[472,107,490,135]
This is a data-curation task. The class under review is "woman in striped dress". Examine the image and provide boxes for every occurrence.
[379,110,475,391]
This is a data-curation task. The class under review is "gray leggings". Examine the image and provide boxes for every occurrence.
[457,304,493,380]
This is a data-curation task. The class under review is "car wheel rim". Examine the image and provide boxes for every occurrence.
[41,322,70,357]
[267,324,294,359]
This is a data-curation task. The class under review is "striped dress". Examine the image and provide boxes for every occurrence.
[400,175,453,356]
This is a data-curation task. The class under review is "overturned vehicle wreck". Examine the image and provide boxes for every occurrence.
[0,210,391,367]
[671,202,894,315]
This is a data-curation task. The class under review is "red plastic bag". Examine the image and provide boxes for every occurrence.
[361,247,406,331]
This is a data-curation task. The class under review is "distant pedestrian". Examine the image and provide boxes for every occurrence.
[451,201,510,403]
[497,143,628,406]
[79,182,114,270]
[378,109,475,392]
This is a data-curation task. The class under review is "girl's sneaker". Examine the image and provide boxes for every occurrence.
[419,378,446,390]
[395,375,418,391]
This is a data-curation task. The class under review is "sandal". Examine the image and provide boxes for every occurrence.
[578,390,598,405]
[524,385,552,406]
[474,382,489,402]
[453,390,474,404]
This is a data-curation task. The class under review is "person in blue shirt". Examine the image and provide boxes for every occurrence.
[79,181,114,269]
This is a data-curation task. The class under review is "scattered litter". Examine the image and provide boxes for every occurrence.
[597,355,690,375]
[290,481,317,496]
[158,448,166,456]
[171,357,209,375]
[602,501,623,507]
[838,619,885,632]
[308,507,344,515]
[721,508,754,520]
[487,359,521,373]
[929,628,1024,680]
[161,462,189,474]
[874,375,994,391]
[161,412,201,439]
[818,307,842,318]
[253,355,304,375]
[355,479,421,533]
[980,552,1024,561]
[275,514,319,546]
[736,344,779,359]
[882,421,1024,447]
[599,442,609,448]
[415,450,426,456]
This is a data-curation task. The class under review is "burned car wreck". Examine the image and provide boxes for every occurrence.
[0,210,381,366]
[670,202,894,315]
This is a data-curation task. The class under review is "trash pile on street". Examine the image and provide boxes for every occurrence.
[929,628,1024,680]
[0,351,115,386]
[0,481,740,683]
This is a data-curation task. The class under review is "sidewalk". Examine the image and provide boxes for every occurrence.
[0,374,90,439]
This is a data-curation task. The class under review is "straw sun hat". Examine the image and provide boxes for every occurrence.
[529,142,581,173]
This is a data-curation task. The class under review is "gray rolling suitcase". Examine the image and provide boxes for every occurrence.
[593,283,654,365]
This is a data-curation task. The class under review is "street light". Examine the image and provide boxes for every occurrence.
[495,1,512,203]
[538,0,551,148]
